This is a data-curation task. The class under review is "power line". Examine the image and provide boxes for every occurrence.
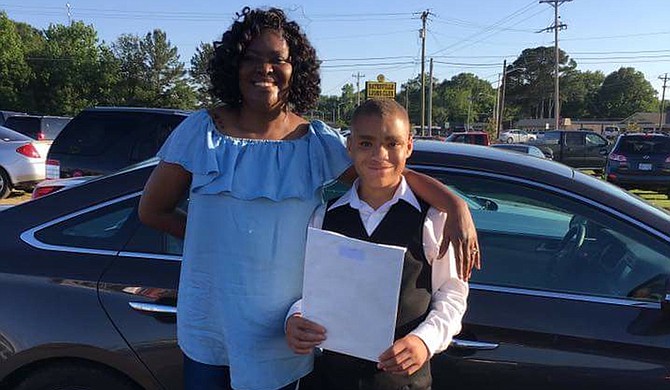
[428,0,540,56]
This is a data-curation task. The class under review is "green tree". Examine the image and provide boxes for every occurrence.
[190,42,215,108]
[141,29,195,109]
[505,46,576,120]
[596,67,657,118]
[437,73,495,125]
[0,12,31,110]
[561,70,605,119]
[24,21,119,115]
[112,30,196,109]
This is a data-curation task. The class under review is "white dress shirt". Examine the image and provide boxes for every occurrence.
[288,177,469,357]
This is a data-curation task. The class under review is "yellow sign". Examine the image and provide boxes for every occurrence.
[365,81,397,99]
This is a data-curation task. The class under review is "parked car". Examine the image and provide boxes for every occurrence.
[2,141,670,389]
[445,131,490,146]
[603,126,621,140]
[0,110,27,127]
[0,125,51,198]
[532,129,611,170]
[3,114,71,141]
[604,133,670,191]
[499,129,536,143]
[46,107,190,179]
[490,143,552,159]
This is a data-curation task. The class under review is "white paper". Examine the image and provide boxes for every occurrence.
[302,227,406,362]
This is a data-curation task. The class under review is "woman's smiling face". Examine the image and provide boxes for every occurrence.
[238,30,293,111]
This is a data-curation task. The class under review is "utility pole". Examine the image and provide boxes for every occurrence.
[352,72,365,106]
[539,0,572,131]
[493,72,501,134]
[419,9,430,136]
[659,73,669,131]
[497,59,507,139]
[428,58,434,137]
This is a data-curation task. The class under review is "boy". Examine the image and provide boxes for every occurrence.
[285,99,469,390]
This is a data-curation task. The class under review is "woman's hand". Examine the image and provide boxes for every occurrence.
[377,335,429,376]
[441,198,480,281]
[285,314,326,354]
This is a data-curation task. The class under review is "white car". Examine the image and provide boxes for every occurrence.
[0,125,51,198]
[499,129,536,143]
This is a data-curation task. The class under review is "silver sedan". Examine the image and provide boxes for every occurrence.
[0,125,51,198]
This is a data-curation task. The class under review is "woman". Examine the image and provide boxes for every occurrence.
[139,7,479,390]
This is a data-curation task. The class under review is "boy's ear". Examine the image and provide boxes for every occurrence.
[406,135,414,158]
[346,134,353,155]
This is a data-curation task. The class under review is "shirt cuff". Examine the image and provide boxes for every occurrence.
[284,299,303,334]
[410,323,445,358]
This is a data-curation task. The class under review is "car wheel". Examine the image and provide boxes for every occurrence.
[506,137,514,143]
[0,168,11,199]
[14,361,140,390]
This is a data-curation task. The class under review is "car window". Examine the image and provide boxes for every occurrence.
[51,111,185,157]
[123,198,188,256]
[565,132,583,146]
[426,170,670,303]
[542,132,560,144]
[585,133,607,146]
[43,118,70,140]
[4,116,40,139]
[130,116,186,162]
[35,197,139,251]
[472,134,488,145]
[0,125,32,141]
[618,136,670,154]
[528,147,545,158]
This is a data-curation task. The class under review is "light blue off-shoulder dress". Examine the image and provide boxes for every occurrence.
[156,110,351,390]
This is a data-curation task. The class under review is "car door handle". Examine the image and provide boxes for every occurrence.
[129,301,177,314]
[450,338,499,350]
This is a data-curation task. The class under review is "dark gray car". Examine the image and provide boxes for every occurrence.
[2,142,670,390]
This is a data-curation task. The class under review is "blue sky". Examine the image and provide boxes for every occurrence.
[3,0,670,97]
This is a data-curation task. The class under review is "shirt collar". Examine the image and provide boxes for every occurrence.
[328,176,421,212]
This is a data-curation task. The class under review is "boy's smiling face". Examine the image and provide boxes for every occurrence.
[348,113,413,192]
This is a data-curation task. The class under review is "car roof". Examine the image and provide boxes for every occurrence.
[85,106,192,116]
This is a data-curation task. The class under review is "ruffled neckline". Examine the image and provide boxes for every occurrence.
[206,109,313,144]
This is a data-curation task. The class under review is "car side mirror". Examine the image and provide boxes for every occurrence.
[599,149,609,156]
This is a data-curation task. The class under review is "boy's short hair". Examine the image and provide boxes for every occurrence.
[351,99,410,136]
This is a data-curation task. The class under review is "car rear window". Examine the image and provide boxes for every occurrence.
[42,117,71,139]
[50,111,186,156]
[617,136,670,154]
[0,125,32,142]
[4,116,40,138]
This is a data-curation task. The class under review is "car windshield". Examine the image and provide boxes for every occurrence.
[617,136,670,154]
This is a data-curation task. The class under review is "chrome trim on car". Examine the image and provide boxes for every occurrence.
[20,192,142,254]
[450,339,499,350]
[409,164,670,243]
[129,301,177,314]
[118,251,181,262]
[470,283,660,309]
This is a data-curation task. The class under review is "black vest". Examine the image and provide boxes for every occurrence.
[323,196,432,340]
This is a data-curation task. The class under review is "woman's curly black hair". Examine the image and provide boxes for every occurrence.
[208,7,321,114]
